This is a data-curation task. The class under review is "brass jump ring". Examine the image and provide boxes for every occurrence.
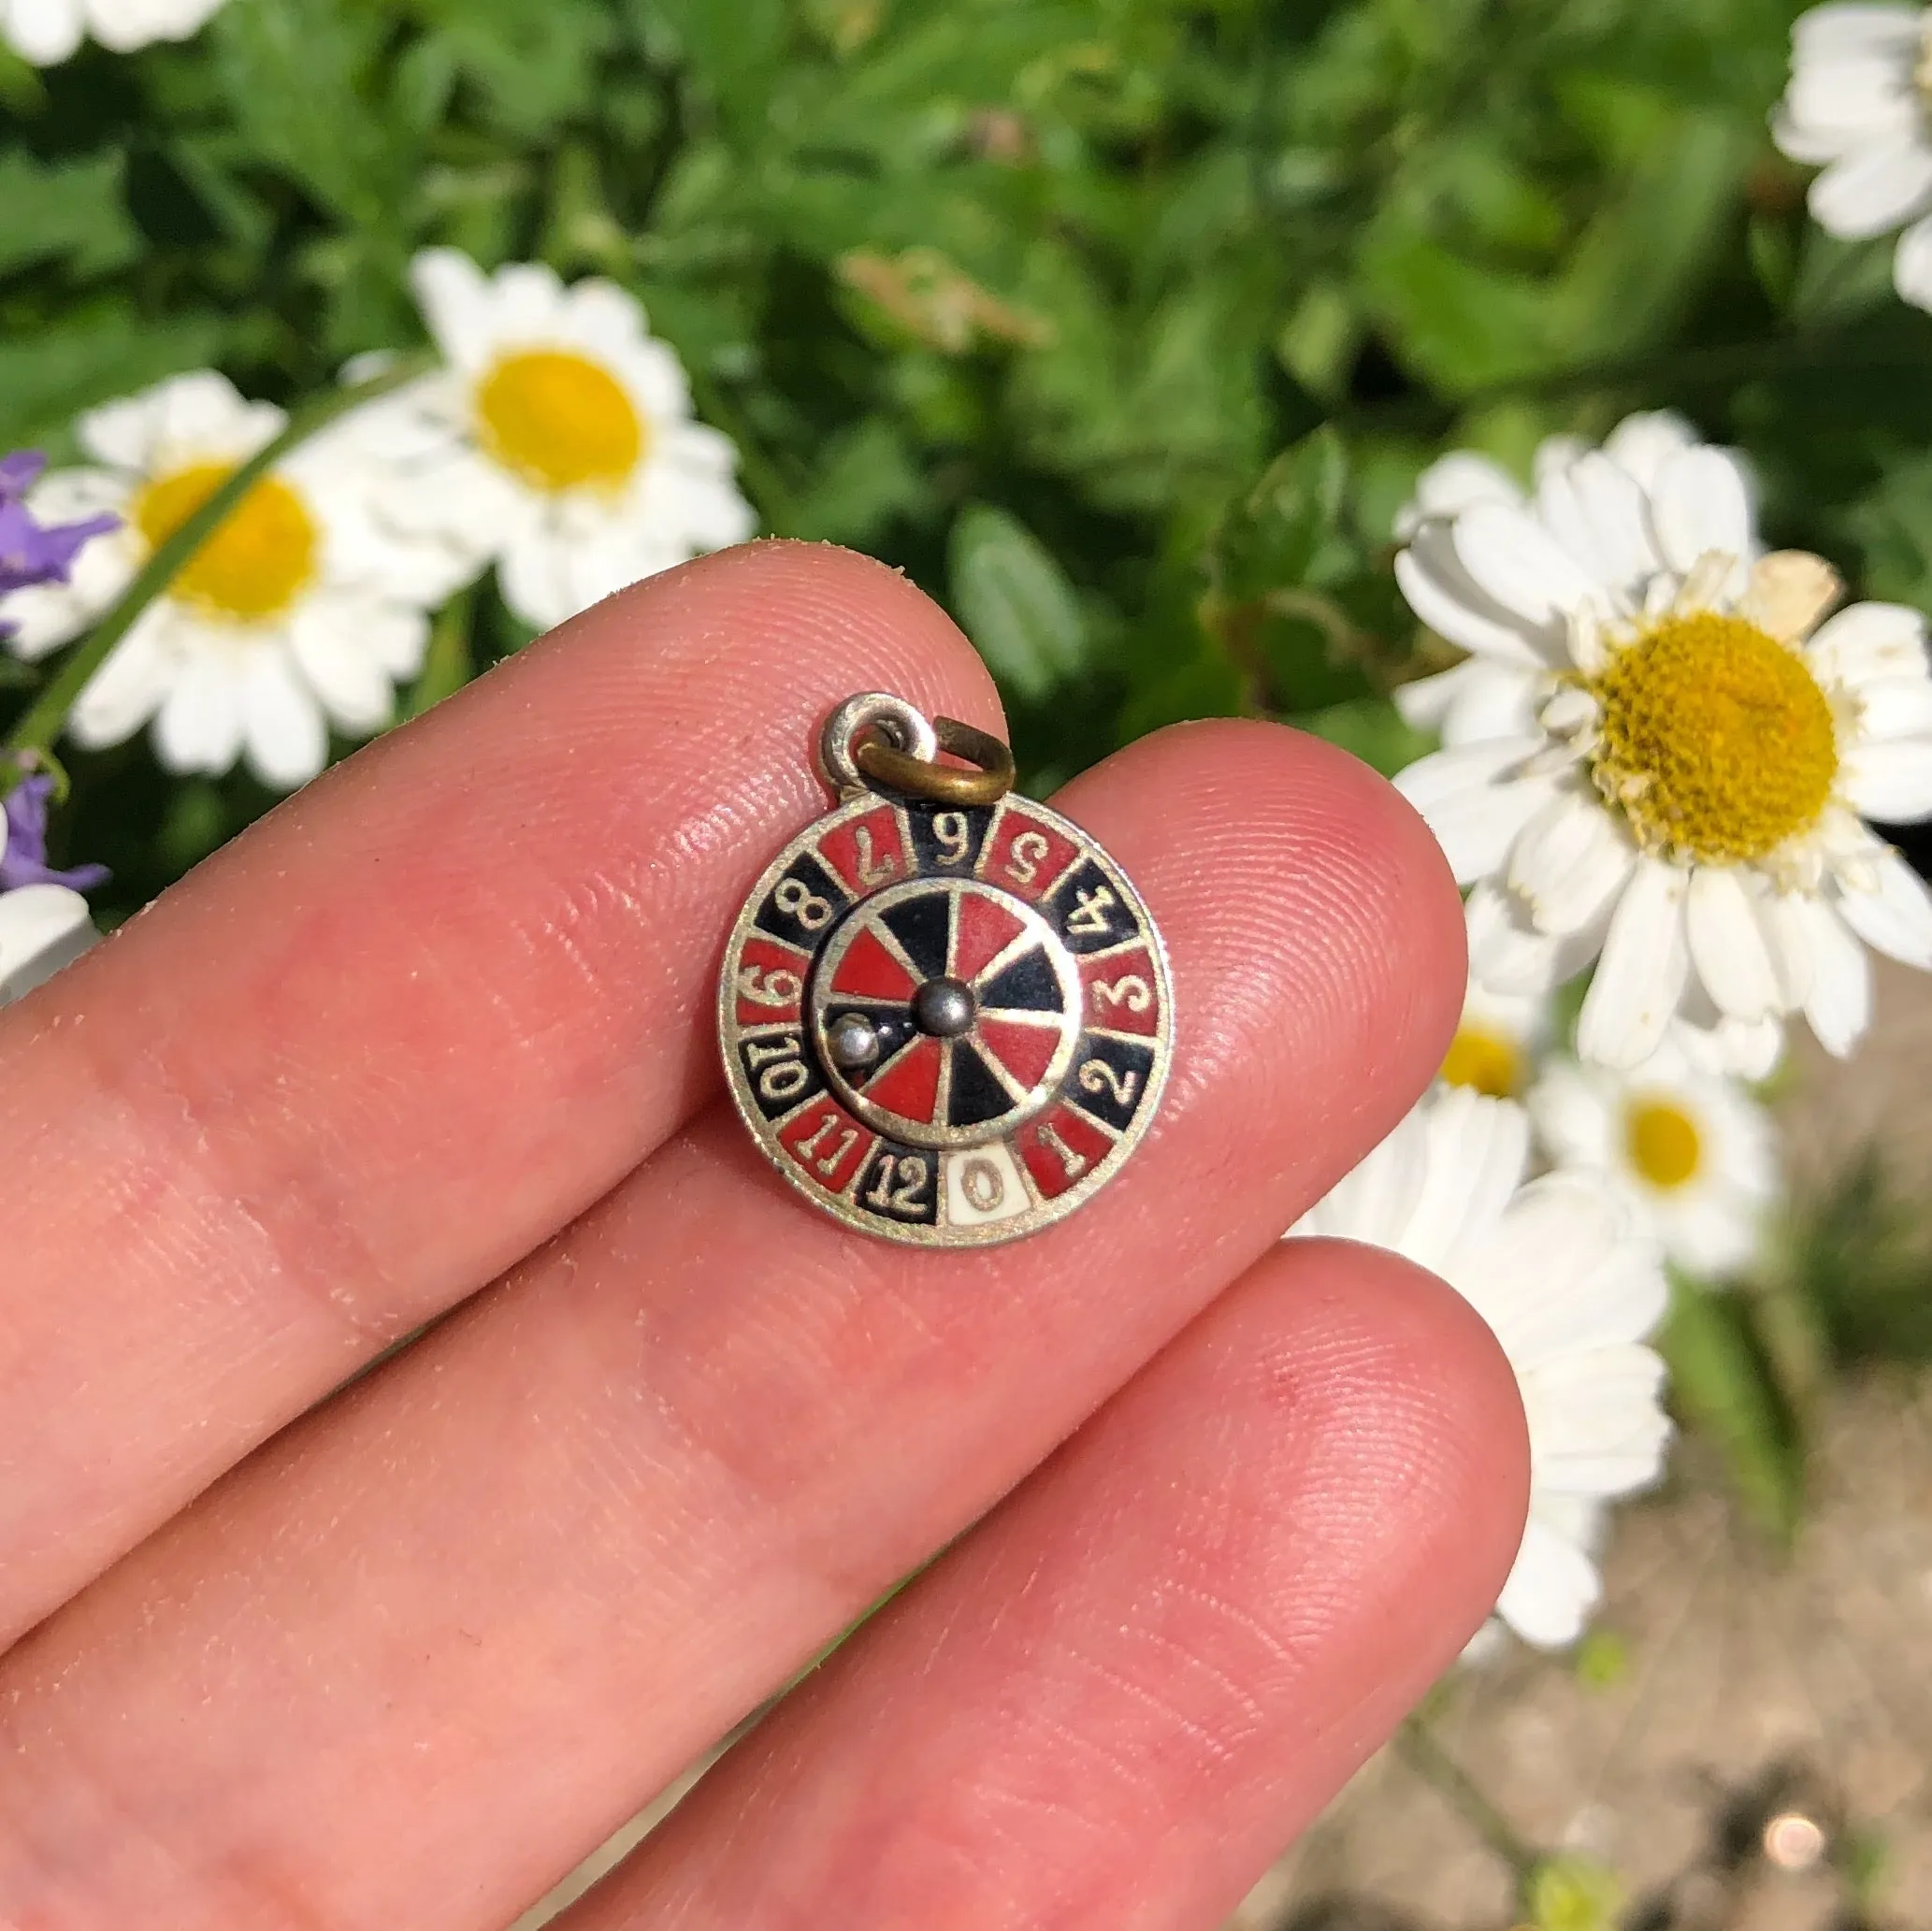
[856,714,1016,808]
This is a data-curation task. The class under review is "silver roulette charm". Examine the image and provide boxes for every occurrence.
[717,693,1174,1247]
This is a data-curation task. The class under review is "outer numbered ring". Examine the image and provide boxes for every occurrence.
[718,787,1174,1247]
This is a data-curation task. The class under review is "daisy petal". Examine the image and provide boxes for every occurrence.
[240,649,328,789]
[1507,791,1636,936]
[1896,212,1932,310]
[1394,451,1521,539]
[153,651,245,774]
[1807,600,1929,688]
[1810,136,1932,238]
[1849,672,1932,739]
[1834,844,1932,968]
[1685,865,1781,1022]
[1,0,83,62]
[1841,734,1932,820]
[1394,535,1548,667]
[1494,1515,1601,1649]
[410,250,495,370]
[1533,453,1660,602]
[65,612,172,747]
[1601,411,1697,495]
[1651,447,1754,582]
[1394,740,1556,883]
[1796,892,1874,1055]
[1577,857,1690,1068]
[1794,4,1924,59]
[1452,499,1605,629]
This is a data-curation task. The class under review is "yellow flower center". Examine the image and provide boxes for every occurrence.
[474,349,644,495]
[1587,611,1838,864]
[1624,1097,1702,1190]
[133,460,318,622]
[1440,1024,1524,1098]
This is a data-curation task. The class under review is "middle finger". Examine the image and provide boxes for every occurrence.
[0,720,1461,1931]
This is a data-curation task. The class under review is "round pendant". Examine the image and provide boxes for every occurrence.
[718,693,1174,1247]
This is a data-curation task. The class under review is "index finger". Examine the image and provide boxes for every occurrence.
[0,541,1002,1645]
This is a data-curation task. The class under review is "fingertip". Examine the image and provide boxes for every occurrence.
[1226,1236,1530,1674]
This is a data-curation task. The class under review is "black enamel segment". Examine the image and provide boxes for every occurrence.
[825,1003,920,1082]
[754,849,848,953]
[977,944,1061,1014]
[879,890,951,980]
[947,1039,1016,1128]
[852,1140,941,1227]
[1064,1034,1156,1132]
[906,800,995,875]
[1047,858,1143,954]
[737,1029,825,1122]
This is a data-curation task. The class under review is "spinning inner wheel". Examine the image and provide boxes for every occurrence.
[812,879,1081,1147]
[719,695,1174,1247]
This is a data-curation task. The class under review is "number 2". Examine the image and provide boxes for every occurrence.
[1003,829,1050,886]
[1078,1059,1138,1108]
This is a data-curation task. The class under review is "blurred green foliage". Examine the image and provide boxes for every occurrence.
[15,0,1932,901]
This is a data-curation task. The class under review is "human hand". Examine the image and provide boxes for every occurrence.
[0,542,1526,1929]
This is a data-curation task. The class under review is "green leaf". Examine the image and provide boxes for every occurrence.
[0,151,138,278]
[789,416,927,546]
[1290,694,1430,778]
[1213,426,1350,603]
[947,504,1087,702]
[1659,1272,1805,1544]
[0,309,225,452]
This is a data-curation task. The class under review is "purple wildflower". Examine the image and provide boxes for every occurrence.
[0,449,118,627]
[1,769,108,894]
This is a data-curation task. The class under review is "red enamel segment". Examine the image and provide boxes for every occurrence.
[778,1097,876,1193]
[1016,1103,1115,1200]
[862,1035,944,1125]
[973,1016,1061,1094]
[980,802,1080,902]
[732,934,810,1027]
[816,803,908,899]
[1079,946,1161,1036]
[831,925,918,1002]
[951,893,1026,984]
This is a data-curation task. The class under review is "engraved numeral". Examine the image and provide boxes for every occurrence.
[865,1153,930,1214]
[747,1034,810,1103]
[1003,829,1050,886]
[1066,885,1117,936]
[853,824,896,887]
[1078,1058,1138,1107]
[932,812,972,866]
[774,877,833,929]
[736,963,802,1007]
[1037,1121,1088,1179]
[959,1156,1005,1212]
[1091,973,1152,1015]
[795,1114,858,1176]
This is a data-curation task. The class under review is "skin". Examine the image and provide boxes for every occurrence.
[0,542,1527,1930]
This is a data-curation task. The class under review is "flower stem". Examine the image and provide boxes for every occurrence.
[1397,1713,1541,1881]
[4,353,437,765]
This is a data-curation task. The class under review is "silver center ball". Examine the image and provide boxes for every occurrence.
[826,1013,882,1070]
[912,976,976,1039]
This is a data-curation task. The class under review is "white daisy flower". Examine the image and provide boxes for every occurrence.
[363,250,757,635]
[0,371,467,790]
[1440,953,1551,1100]
[1773,4,1932,313]
[1530,1041,1779,1281]
[1289,1086,1672,1650]
[0,885,94,1004]
[1391,411,1932,1071]
[0,0,225,64]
